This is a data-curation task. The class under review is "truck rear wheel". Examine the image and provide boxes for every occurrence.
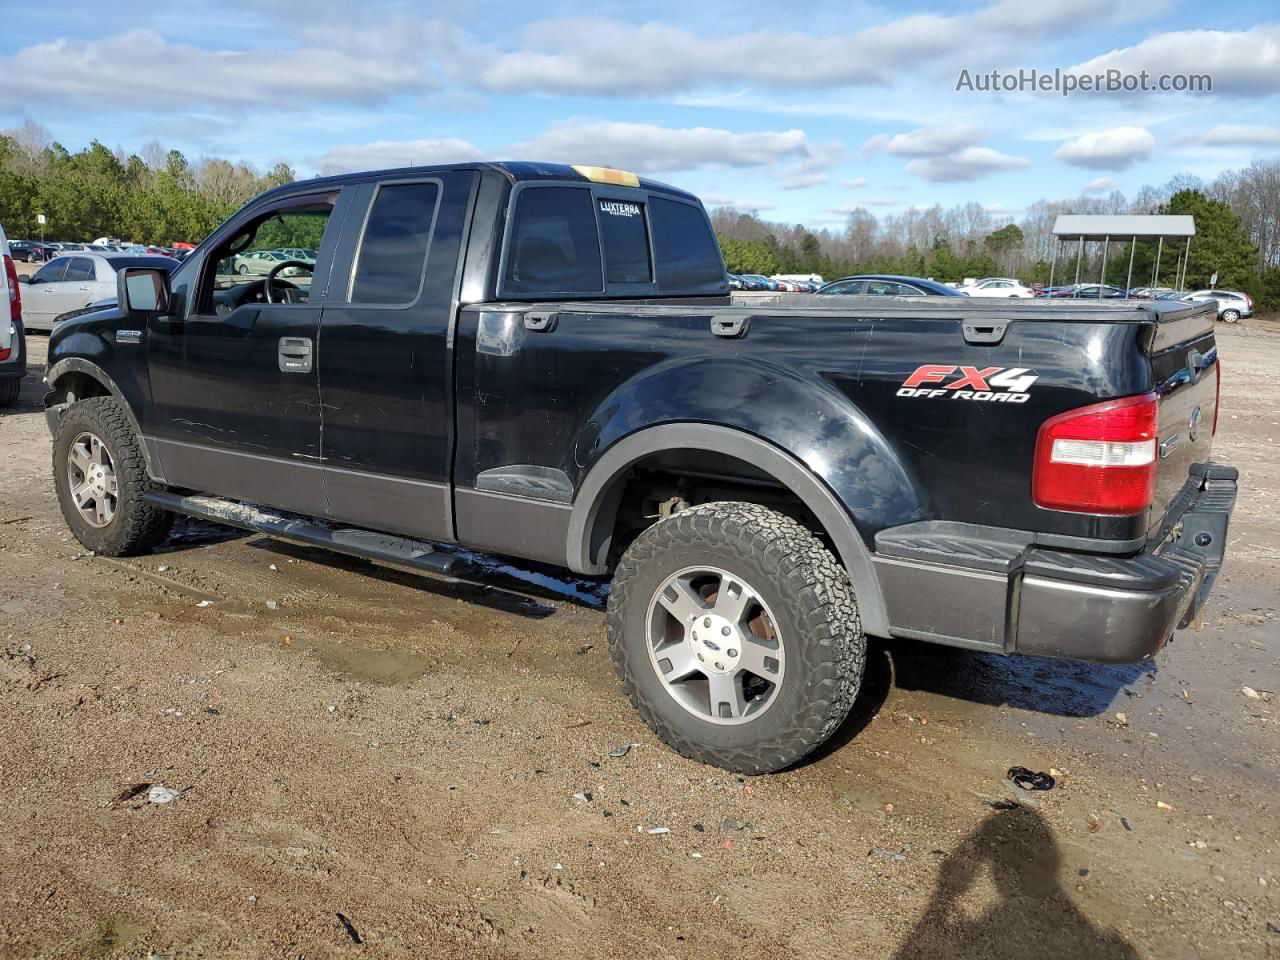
[606,502,863,774]
[52,396,172,556]
[0,378,18,408]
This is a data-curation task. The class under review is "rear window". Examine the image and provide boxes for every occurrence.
[504,187,603,294]
[648,197,724,291]
[351,181,441,304]
[598,198,651,283]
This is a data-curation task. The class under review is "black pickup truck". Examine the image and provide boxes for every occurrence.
[43,161,1237,774]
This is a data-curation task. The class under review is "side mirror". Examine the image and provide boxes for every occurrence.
[17,274,29,284]
[117,267,171,315]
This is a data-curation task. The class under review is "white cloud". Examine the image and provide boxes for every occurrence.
[472,1,1158,97]
[509,120,812,173]
[1083,176,1119,193]
[1052,126,1155,169]
[702,194,776,213]
[905,147,1030,182]
[867,124,983,158]
[777,172,829,190]
[845,177,869,188]
[319,138,485,172]
[321,121,833,178]
[1067,26,1280,98]
[0,28,432,111]
[1195,124,1280,146]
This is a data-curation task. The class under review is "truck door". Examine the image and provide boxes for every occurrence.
[145,189,350,517]
[315,170,477,542]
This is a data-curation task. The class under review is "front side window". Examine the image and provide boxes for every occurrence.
[504,187,603,294]
[201,197,337,314]
[33,259,68,283]
[350,181,440,304]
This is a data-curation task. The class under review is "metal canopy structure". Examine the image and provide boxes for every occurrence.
[1049,214,1196,293]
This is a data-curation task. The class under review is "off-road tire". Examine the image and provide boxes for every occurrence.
[607,501,864,774]
[53,396,172,555]
[0,377,18,408]
[1221,309,1240,323]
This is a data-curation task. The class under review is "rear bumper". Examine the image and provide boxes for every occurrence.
[0,317,26,379]
[872,462,1238,663]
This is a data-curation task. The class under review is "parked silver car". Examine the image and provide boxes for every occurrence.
[19,254,176,330]
[1182,289,1253,323]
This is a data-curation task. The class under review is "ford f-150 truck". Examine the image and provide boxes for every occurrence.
[42,162,1236,774]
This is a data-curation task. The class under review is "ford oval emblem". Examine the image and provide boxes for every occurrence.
[1188,405,1202,442]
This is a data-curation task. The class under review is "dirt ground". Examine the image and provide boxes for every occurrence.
[1,326,1277,960]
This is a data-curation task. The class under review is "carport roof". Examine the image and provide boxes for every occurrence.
[1052,214,1195,240]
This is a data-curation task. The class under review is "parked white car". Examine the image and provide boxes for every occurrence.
[0,220,25,406]
[1182,289,1253,323]
[957,277,1035,298]
[19,253,176,330]
[234,250,306,276]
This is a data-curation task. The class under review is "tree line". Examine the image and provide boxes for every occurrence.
[0,120,295,247]
[715,162,1280,310]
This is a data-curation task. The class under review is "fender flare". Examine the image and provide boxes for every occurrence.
[566,423,889,637]
[44,357,161,478]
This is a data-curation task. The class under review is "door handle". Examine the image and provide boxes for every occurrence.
[278,336,313,373]
[78,285,91,291]
[524,311,557,332]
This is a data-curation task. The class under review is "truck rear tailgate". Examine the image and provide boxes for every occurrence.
[1148,306,1220,536]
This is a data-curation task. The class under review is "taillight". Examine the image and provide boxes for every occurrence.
[4,254,18,323]
[2,254,18,361]
[1245,294,1253,310]
[1033,393,1159,515]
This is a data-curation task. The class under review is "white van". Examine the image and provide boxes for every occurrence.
[1,220,26,407]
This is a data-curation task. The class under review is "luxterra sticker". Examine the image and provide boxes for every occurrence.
[898,364,1038,403]
[600,200,642,217]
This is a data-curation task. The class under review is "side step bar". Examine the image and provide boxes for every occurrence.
[145,491,466,578]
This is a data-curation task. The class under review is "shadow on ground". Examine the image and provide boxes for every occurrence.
[892,807,1139,959]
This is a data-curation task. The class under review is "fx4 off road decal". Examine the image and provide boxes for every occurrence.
[898,364,1038,403]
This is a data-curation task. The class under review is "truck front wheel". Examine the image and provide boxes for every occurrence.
[52,396,173,556]
[606,502,864,774]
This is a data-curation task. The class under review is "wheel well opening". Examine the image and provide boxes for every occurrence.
[49,371,110,406]
[596,448,833,569]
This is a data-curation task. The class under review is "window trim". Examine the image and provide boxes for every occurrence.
[344,176,444,309]
[190,189,343,318]
[495,181,723,301]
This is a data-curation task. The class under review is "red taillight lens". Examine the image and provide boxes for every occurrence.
[1033,393,1159,515]
[4,254,18,323]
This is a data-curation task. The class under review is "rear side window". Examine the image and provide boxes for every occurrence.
[504,187,603,294]
[648,197,724,291]
[64,258,96,281]
[598,198,651,283]
[350,181,441,304]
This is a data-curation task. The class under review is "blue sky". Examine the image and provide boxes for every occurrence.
[2,0,1278,227]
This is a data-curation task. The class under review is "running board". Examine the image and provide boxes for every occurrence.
[144,491,465,577]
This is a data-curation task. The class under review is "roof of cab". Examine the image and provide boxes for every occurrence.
[250,161,699,206]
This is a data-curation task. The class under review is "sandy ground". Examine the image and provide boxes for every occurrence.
[0,327,1277,960]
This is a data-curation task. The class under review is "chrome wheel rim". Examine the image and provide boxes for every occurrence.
[67,431,118,528]
[646,565,785,725]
